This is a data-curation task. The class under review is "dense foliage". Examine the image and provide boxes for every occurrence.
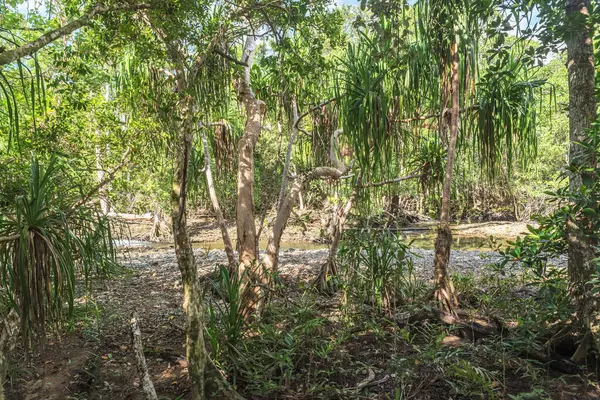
[1,0,600,399]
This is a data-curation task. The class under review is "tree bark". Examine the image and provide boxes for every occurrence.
[236,35,264,269]
[433,38,459,313]
[202,131,236,271]
[95,144,110,214]
[277,99,300,211]
[130,312,158,400]
[171,93,209,400]
[565,0,600,360]
[315,193,354,292]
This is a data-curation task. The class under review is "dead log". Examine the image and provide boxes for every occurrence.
[130,312,158,400]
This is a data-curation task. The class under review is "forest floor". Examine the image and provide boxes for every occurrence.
[5,220,599,400]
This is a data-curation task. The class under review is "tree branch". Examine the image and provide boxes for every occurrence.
[213,48,248,66]
[294,97,337,129]
[359,168,423,188]
[69,148,132,214]
[0,3,152,66]
[395,105,479,124]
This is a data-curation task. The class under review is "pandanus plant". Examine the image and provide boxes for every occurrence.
[0,158,118,345]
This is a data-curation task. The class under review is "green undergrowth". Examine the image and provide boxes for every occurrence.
[205,249,597,399]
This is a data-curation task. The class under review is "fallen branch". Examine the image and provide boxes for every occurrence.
[107,212,154,221]
[130,312,158,400]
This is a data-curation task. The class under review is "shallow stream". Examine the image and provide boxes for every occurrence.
[115,229,507,252]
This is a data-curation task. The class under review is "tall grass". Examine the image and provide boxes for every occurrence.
[338,228,427,315]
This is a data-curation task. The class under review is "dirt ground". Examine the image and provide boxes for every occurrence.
[5,219,597,400]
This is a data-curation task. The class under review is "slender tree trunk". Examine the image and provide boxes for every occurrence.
[95,143,110,214]
[171,94,209,400]
[236,35,264,269]
[145,14,243,399]
[565,0,600,360]
[433,39,459,313]
[262,177,305,276]
[234,35,266,318]
[262,99,302,276]
[171,95,243,400]
[277,99,299,211]
[202,131,236,271]
[315,193,354,292]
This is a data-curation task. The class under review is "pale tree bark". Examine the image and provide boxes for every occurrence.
[315,192,354,293]
[95,143,110,214]
[130,312,158,400]
[236,35,265,269]
[433,38,459,314]
[263,127,350,272]
[565,0,600,361]
[95,84,112,215]
[202,131,236,271]
[233,35,268,318]
[277,99,300,211]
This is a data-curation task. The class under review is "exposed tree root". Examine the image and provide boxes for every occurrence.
[314,258,339,294]
[397,307,580,374]
[205,358,245,400]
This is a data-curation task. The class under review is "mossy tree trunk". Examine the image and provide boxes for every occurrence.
[433,37,459,313]
[565,0,600,360]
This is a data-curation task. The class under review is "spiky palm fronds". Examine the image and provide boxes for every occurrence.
[0,158,117,344]
[474,59,545,178]
[336,31,395,181]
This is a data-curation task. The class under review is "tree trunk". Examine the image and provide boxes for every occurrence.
[171,95,243,400]
[144,14,243,399]
[202,131,236,271]
[236,35,264,270]
[95,144,110,214]
[171,94,210,400]
[566,0,600,359]
[263,178,303,273]
[433,38,459,313]
[315,193,354,293]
